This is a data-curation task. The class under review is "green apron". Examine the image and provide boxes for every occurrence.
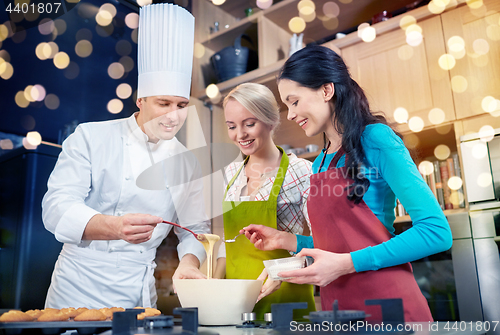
[222,147,315,321]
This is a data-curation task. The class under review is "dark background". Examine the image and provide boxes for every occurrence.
[0,0,141,144]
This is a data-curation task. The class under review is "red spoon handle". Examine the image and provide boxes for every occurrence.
[162,220,204,241]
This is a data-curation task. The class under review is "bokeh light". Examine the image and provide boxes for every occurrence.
[22,137,37,150]
[96,10,113,26]
[100,3,117,18]
[38,18,55,35]
[408,116,424,132]
[194,43,205,59]
[212,0,226,5]
[24,85,35,102]
[434,144,451,160]
[448,35,465,53]
[15,91,30,108]
[0,139,14,150]
[393,107,409,123]
[406,31,423,46]
[358,23,370,38]
[404,133,420,149]
[448,176,463,190]
[125,13,139,29]
[400,15,416,31]
[76,28,93,41]
[428,0,446,14]
[54,19,67,35]
[0,61,13,79]
[45,94,60,110]
[438,54,456,70]
[256,0,273,10]
[419,160,434,176]
[451,75,468,93]
[482,96,498,113]
[300,10,316,23]
[137,0,153,6]
[472,141,488,159]
[75,40,93,57]
[323,2,340,18]
[26,131,42,146]
[107,99,124,114]
[31,84,46,101]
[116,83,132,99]
[108,62,125,79]
[472,38,489,55]
[477,172,492,188]
[361,26,376,42]
[486,25,500,41]
[289,17,306,33]
[206,84,219,99]
[479,125,495,142]
[428,108,445,125]
[466,0,483,9]
[54,51,70,69]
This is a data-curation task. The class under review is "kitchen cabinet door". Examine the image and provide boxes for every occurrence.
[341,15,455,132]
[441,0,500,119]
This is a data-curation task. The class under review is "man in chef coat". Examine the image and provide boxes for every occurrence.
[41,3,210,309]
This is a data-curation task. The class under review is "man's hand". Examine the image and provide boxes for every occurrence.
[83,213,162,243]
[242,224,297,252]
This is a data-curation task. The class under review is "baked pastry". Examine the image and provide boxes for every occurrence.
[100,307,125,320]
[37,310,69,322]
[0,310,34,322]
[135,307,161,320]
[74,309,106,321]
[60,307,80,318]
[25,309,43,319]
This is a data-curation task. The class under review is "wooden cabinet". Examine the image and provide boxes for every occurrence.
[191,0,500,215]
[340,15,455,132]
[441,0,500,119]
[191,0,423,99]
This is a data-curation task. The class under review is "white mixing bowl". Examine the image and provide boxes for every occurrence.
[173,279,263,325]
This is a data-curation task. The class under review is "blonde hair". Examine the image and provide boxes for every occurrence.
[223,83,280,135]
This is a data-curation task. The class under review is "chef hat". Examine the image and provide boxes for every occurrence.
[137,3,194,99]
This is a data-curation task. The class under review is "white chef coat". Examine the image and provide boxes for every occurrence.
[42,113,210,309]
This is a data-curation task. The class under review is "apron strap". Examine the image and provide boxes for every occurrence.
[318,141,345,171]
[223,146,289,203]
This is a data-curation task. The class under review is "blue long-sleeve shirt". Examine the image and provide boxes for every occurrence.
[296,123,452,272]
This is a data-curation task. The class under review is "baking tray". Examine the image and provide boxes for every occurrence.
[0,320,112,335]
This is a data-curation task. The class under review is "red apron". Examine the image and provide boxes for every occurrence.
[307,147,433,322]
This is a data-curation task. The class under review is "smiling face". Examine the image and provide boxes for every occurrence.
[278,79,334,138]
[136,95,189,143]
[224,99,274,157]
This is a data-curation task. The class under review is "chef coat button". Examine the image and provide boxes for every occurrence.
[125,176,130,180]
[110,247,115,252]
[126,142,131,146]
[140,249,143,253]
[117,212,123,216]
[166,185,169,189]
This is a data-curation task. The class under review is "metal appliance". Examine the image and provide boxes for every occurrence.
[458,129,500,334]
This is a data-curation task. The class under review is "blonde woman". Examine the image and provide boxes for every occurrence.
[214,83,315,321]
